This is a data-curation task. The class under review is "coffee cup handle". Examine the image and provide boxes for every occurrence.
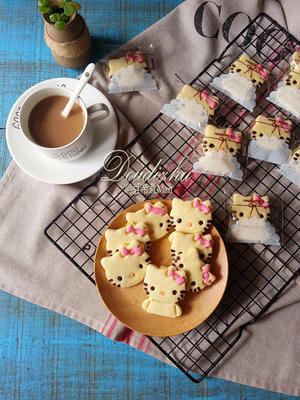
[87,103,110,123]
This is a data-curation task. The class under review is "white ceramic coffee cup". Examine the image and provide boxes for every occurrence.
[20,86,109,161]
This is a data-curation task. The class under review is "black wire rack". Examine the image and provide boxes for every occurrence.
[45,13,300,383]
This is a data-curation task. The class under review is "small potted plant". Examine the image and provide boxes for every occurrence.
[38,0,92,69]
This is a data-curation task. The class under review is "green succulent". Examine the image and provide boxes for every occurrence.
[38,0,81,31]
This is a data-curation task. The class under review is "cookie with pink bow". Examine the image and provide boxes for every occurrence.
[126,201,171,241]
[101,240,151,288]
[161,84,219,132]
[170,197,212,234]
[211,53,269,112]
[107,51,157,93]
[248,115,292,164]
[105,222,151,254]
[193,124,243,181]
[169,230,213,263]
[142,265,187,318]
[226,193,280,245]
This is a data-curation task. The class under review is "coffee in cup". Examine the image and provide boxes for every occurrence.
[20,86,109,161]
[28,95,85,148]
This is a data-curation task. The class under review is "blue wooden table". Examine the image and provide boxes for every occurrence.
[0,1,298,399]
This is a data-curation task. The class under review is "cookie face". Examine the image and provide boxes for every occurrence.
[251,115,292,144]
[230,53,269,87]
[169,231,213,262]
[175,250,214,292]
[126,201,170,241]
[143,265,186,304]
[169,231,215,292]
[202,125,242,156]
[105,222,151,254]
[108,51,147,78]
[176,84,219,117]
[286,68,300,89]
[291,146,300,161]
[231,193,270,221]
[170,198,212,233]
[101,240,150,288]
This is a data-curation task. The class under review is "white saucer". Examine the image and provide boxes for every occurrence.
[6,78,118,184]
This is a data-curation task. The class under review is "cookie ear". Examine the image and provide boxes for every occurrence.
[126,212,135,223]
[104,229,112,240]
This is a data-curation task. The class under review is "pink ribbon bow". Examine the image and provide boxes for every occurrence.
[120,246,143,256]
[168,268,186,285]
[253,194,270,208]
[200,90,217,109]
[194,233,212,248]
[193,199,211,215]
[125,52,144,63]
[275,117,292,132]
[226,127,242,143]
[145,204,166,216]
[126,225,146,236]
[202,264,212,285]
[256,64,269,79]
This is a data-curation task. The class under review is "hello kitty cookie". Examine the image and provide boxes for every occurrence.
[169,231,213,263]
[277,145,300,188]
[105,222,151,254]
[126,201,171,240]
[101,240,151,288]
[267,51,300,119]
[194,124,243,180]
[226,193,280,245]
[248,115,292,164]
[170,198,212,234]
[142,265,187,318]
[169,226,215,291]
[161,84,219,132]
[107,51,157,93]
[211,53,269,112]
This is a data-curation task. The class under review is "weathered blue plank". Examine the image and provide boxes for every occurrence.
[0,290,298,400]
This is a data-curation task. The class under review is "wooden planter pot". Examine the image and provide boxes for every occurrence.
[44,11,92,69]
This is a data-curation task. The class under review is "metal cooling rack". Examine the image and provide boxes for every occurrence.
[45,13,300,383]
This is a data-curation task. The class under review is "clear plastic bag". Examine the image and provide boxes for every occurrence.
[161,83,219,132]
[247,115,292,164]
[225,192,281,246]
[277,143,300,188]
[267,51,300,119]
[210,53,270,112]
[104,44,159,94]
[193,124,244,181]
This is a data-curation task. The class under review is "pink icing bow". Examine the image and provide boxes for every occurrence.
[168,268,186,285]
[145,204,166,216]
[125,52,144,63]
[194,233,212,248]
[226,126,242,143]
[200,90,217,109]
[202,264,212,285]
[126,225,146,236]
[193,199,211,215]
[120,246,143,256]
[253,194,270,208]
[256,64,269,79]
[275,117,292,132]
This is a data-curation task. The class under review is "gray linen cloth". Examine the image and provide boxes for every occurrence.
[1,0,300,395]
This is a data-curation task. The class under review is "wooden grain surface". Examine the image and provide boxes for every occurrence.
[0,1,298,399]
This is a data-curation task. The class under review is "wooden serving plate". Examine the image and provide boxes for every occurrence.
[94,199,229,337]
